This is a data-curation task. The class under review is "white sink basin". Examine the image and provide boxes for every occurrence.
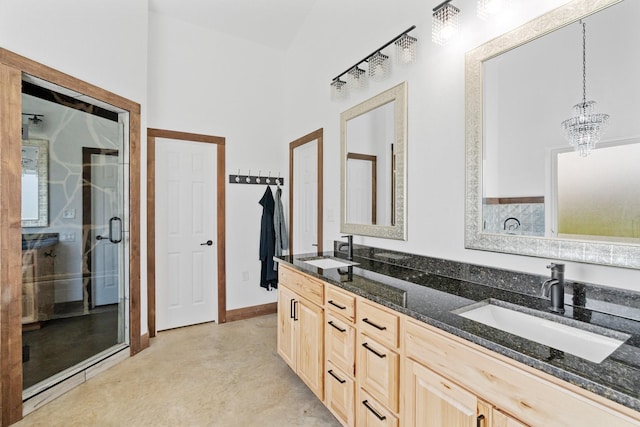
[301,257,358,269]
[455,301,629,363]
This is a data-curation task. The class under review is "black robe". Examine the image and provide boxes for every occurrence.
[259,186,278,289]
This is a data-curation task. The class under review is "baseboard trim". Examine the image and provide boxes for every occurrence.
[226,302,277,322]
[140,332,150,350]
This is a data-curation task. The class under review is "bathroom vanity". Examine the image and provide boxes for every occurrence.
[276,247,640,427]
[21,233,58,326]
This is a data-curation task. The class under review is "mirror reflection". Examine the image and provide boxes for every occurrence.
[341,82,407,240]
[466,0,640,268]
[481,0,639,242]
[21,139,48,227]
[345,101,395,226]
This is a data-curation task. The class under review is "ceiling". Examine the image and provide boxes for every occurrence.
[149,0,319,51]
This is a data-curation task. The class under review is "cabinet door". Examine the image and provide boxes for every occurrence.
[493,409,529,427]
[326,313,356,376]
[297,297,324,400]
[404,359,478,427]
[277,285,296,370]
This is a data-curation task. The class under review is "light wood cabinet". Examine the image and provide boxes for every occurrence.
[277,266,324,400]
[357,299,400,417]
[404,358,481,427]
[21,246,56,325]
[325,285,357,427]
[403,318,639,427]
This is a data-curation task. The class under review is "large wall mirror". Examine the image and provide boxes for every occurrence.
[21,139,48,227]
[341,82,407,240]
[465,0,640,268]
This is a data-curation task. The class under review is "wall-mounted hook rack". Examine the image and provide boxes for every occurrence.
[229,171,284,186]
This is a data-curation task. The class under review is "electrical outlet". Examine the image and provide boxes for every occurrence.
[242,271,249,282]
[60,232,75,242]
[62,209,76,219]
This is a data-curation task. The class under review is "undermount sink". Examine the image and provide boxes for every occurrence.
[300,256,359,270]
[454,300,630,363]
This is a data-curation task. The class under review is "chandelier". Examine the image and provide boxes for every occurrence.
[560,21,610,157]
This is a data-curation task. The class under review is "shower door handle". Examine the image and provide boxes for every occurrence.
[109,217,123,244]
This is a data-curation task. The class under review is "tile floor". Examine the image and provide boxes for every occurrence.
[15,314,340,427]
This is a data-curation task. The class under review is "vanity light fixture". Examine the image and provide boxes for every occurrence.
[432,0,460,45]
[395,33,418,65]
[477,0,510,20]
[330,77,349,100]
[368,51,390,81]
[329,25,417,100]
[560,21,610,157]
[347,65,368,91]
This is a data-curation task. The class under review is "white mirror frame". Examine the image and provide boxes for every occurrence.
[464,0,640,269]
[341,82,407,240]
[21,139,48,228]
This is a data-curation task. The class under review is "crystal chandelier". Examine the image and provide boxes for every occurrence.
[561,21,610,157]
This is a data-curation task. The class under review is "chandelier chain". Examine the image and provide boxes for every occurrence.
[582,21,587,104]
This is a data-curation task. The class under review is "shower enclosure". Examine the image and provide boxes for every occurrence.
[20,74,129,397]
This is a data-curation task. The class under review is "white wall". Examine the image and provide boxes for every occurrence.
[147,12,288,310]
[1,0,150,332]
[283,0,640,292]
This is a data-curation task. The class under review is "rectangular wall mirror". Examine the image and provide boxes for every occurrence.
[465,0,640,268]
[341,82,407,240]
[21,139,48,227]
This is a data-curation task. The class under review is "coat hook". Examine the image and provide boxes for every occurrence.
[256,170,261,184]
[266,171,271,184]
[246,170,251,183]
[235,169,240,183]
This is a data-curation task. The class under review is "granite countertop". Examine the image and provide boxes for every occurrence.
[276,252,640,413]
[22,233,59,250]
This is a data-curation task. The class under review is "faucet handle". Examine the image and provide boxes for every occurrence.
[547,262,565,272]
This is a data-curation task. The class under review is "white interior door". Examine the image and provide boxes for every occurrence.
[156,138,218,331]
[346,159,373,224]
[293,140,318,254]
[92,152,121,306]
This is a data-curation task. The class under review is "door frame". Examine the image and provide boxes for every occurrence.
[289,128,323,253]
[0,48,141,426]
[146,128,227,337]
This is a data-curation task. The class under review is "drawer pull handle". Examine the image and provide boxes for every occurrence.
[328,300,347,310]
[293,300,298,321]
[477,414,485,427]
[328,321,346,333]
[362,400,386,421]
[328,369,346,384]
[362,342,386,359]
[289,298,295,319]
[362,318,387,330]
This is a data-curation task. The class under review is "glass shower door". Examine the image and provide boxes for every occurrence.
[21,75,128,396]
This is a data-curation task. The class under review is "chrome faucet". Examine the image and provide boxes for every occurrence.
[540,263,565,314]
[338,235,353,261]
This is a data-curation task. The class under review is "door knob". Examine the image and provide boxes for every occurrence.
[200,240,213,246]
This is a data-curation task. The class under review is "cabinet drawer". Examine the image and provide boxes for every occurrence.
[357,388,398,427]
[357,300,399,349]
[326,361,355,427]
[326,313,356,376]
[358,334,399,413]
[279,265,324,306]
[326,286,355,321]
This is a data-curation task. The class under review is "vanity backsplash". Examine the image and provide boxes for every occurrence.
[333,241,640,321]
